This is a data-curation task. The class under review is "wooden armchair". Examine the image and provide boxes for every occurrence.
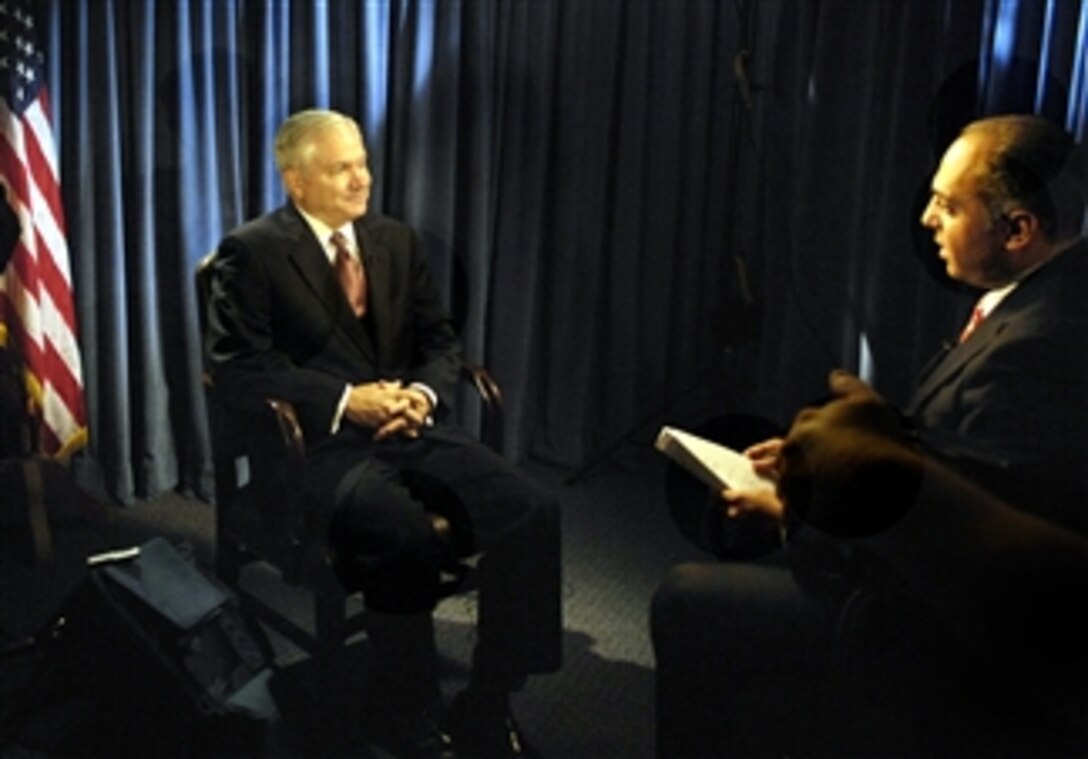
[194,253,502,688]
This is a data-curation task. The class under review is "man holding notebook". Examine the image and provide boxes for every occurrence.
[651,114,1088,756]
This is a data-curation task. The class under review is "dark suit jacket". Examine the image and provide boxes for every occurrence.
[907,239,1088,533]
[206,204,461,450]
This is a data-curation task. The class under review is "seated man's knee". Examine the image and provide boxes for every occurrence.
[652,563,712,652]
[330,472,445,614]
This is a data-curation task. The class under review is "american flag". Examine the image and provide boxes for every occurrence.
[0,0,86,457]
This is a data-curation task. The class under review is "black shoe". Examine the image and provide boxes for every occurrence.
[369,707,456,759]
[446,689,535,758]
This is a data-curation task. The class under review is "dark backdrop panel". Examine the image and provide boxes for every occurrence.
[38,0,1088,503]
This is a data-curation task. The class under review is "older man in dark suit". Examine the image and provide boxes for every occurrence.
[206,109,561,758]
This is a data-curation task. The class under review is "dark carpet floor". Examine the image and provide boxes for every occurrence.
[1,442,706,758]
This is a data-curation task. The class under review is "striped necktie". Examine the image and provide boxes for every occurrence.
[331,231,366,317]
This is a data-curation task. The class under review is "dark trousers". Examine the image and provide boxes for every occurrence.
[317,425,562,700]
[650,554,1084,757]
[650,556,840,758]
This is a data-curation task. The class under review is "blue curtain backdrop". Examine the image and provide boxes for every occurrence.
[38,0,1088,505]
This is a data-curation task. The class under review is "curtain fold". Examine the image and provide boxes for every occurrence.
[38,0,1088,504]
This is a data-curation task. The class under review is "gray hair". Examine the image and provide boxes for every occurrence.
[274,109,361,173]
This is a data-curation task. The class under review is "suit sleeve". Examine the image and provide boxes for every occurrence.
[857,450,1088,699]
[915,317,1088,530]
[205,236,346,438]
[390,225,462,414]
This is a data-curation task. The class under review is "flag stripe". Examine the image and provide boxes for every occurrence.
[0,296,43,383]
[0,0,87,458]
[41,332,82,420]
[34,227,77,336]
[0,113,32,202]
[39,290,83,396]
[24,93,61,181]
[25,102,69,248]
[7,239,40,301]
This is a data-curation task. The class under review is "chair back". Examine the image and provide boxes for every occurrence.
[195,253,320,584]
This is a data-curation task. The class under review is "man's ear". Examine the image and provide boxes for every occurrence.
[1002,209,1038,250]
[283,168,303,201]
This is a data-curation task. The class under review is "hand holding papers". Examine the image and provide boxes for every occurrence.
[655,426,775,494]
[656,424,784,558]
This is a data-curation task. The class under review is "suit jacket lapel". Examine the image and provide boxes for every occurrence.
[278,205,376,362]
[908,303,1010,414]
[908,239,1088,415]
[356,219,389,354]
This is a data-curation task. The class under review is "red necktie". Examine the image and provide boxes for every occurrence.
[331,231,366,317]
[958,305,985,343]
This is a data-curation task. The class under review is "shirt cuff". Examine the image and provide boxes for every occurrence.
[409,382,438,426]
[332,385,351,434]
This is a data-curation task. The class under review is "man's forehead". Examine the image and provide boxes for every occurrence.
[934,134,989,194]
[304,128,366,165]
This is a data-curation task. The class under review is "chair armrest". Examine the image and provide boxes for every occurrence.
[266,399,306,459]
[461,360,504,452]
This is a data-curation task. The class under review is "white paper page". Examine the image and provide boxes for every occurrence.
[655,426,775,493]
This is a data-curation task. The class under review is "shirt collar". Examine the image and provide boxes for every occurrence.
[979,241,1077,317]
[295,207,359,263]
[976,281,1016,318]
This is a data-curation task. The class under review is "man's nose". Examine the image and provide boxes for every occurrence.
[919,200,936,228]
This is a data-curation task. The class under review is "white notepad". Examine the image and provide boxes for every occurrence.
[654,425,775,493]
